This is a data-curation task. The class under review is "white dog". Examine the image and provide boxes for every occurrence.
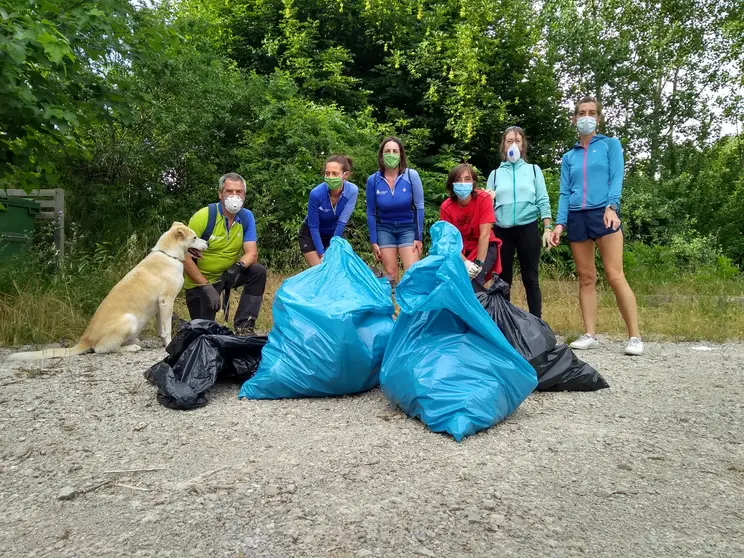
[7,222,208,361]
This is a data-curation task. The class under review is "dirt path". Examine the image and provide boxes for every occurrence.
[1,339,742,557]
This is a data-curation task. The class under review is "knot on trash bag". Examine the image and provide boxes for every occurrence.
[486,273,510,298]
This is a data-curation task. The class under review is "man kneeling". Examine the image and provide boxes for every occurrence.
[183,173,266,335]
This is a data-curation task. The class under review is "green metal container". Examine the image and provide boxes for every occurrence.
[0,196,41,262]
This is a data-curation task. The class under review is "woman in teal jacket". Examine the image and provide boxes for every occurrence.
[549,96,642,356]
[486,126,553,317]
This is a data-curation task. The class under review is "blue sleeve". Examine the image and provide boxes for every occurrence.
[557,154,571,226]
[534,166,552,220]
[366,175,378,245]
[607,138,624,207]
[409,169,425,241]
[307,189,325,255]
[241,209,257,242]
[334,183,358,237]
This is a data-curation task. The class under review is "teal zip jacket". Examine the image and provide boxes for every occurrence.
[486,159,552,228]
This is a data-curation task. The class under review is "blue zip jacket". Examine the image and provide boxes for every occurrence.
[303,181,358,256]
[486,160,551,228]
[366,168,425,244]
[557,134,624,226]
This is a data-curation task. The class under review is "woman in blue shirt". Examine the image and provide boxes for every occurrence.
[299,155,358,267]
[366,136,425,283]
[549,97,643,356]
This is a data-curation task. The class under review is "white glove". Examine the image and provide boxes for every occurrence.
[542,230,553,251]
[465,260,482,279]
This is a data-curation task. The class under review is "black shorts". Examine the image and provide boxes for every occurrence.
[567,208,622,243]
[298,222,333,254]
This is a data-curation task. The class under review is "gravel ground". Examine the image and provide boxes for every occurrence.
[1,337,743,558]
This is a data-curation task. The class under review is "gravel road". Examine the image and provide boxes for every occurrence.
[1,338,742,558]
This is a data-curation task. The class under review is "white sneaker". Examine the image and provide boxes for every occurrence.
[570,333,599,350]
[625,337,644,356]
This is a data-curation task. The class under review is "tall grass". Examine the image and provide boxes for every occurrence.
[1,233,742,347]
[515,279,744,342]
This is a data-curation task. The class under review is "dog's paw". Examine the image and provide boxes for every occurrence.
[162,337,171,348]
[119,344,142,353]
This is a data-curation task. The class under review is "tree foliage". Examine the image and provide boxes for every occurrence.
[3,0,743,268]
[0,0,175,190]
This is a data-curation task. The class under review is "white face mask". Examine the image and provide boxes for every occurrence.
[223,195,244,214]
[577,116,598,136]
[506,143,521,163]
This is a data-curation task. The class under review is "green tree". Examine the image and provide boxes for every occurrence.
[541,0,734,174]
[0,0,174,191]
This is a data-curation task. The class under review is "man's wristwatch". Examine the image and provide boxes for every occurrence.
[474,259,484,267]
[607,203,619,212]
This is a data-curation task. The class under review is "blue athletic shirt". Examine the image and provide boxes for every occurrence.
[303,181,359,256]
[365,168,425,244]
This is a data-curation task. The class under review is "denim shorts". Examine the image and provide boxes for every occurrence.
[376,222,416,249]
[567,208,622,243]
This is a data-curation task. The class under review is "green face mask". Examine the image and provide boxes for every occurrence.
[383,153,400,169]
[326,176,343,190]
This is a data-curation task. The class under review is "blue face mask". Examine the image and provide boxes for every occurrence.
[577,116,597,136]
[453,182,473,199]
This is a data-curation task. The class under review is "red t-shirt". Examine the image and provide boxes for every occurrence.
[440,190,497,253]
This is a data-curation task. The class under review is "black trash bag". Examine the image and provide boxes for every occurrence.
[476,277,609,392]
[530,343,609,391]
[478,277,556,360]
[144,319,268,410]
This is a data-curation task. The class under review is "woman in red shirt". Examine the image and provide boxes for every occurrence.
[439,163,501,292]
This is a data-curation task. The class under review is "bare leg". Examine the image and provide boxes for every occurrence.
[570,240,598,335]
[398,245,420,272]
[303,251,321,267]
[596,231,640,338]
[379,247,400,283]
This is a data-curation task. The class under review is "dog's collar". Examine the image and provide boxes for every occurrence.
[154,249,182,261]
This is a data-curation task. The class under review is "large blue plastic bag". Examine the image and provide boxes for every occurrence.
[380,221,537,441]
[239,237,394,399]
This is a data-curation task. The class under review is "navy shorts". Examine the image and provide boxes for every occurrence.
[376,222,416,249]
[567,208,622,243]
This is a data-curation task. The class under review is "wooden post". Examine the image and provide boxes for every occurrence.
[54,188,65,260]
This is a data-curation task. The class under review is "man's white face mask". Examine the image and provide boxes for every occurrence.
[224,195,244,214]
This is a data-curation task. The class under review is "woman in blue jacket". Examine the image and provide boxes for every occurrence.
[366,136,425,283]
[299,154,358,267]
[486,126,553,317]
[550,97,643,356]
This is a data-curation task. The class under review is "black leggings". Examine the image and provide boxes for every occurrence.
[494,221,542,318]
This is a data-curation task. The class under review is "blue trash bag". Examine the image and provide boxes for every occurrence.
[380,221,537,441]
[239,237,394,399]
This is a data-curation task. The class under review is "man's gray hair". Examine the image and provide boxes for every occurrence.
[218,172,247,193]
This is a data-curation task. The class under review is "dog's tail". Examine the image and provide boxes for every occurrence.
[6,341,92,362]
